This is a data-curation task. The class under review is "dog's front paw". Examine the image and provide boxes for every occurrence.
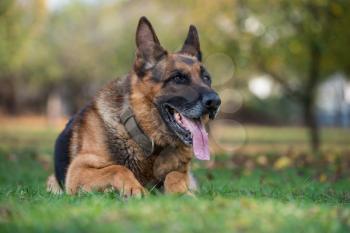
[120,183,146,198]
[164,171,189,195]
[113,168,147,198]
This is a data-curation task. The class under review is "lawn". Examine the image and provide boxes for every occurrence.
[0,117,350,232]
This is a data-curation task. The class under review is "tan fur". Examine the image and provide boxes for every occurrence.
[66,161,145,197]
[63,106,146,197]
[164,171,193,195]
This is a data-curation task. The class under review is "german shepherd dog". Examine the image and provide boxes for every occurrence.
[47,17,221,197]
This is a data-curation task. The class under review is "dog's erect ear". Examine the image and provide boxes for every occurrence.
[134,16,167,75]
[180,25,202,61]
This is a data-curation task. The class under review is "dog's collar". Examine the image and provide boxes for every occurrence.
[120,107,154,157]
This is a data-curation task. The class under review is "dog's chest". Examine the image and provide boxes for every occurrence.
[104,121,191,186]
[105,137,156,185]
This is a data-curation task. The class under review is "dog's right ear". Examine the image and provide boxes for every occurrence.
[134,16,167,76]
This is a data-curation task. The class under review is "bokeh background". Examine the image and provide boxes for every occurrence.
[1,0,350,153]
[1,1,350,232]
[1,0,350,182]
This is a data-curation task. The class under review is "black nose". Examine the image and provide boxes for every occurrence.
[202,92,221,111]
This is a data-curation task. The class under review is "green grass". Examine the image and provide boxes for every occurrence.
[0,123,350,232]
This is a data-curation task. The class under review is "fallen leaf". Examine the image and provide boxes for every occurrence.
[274,157,292,170]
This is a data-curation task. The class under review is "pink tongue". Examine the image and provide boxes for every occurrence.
[181,116,210,160]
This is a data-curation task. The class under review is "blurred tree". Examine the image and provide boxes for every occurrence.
[1,0,349,154]
[0,0,46,114]
[231,0,350,152]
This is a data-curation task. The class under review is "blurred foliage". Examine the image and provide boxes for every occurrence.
[236,0,350,79]
[0,0,349,117]
[242,95,302,124]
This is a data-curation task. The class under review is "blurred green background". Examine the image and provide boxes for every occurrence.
[1,0,350,152]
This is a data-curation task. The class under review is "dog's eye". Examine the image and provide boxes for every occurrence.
[202,75,211,84]
[172,74,189,84]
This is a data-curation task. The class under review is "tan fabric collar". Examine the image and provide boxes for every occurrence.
[120,107,154,157]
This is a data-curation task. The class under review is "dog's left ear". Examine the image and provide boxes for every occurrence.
[134,16,167,76]
[180,25,202,61]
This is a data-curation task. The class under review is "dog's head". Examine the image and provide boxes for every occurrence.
[131,17,221,160]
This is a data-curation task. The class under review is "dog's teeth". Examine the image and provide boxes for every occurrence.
[174,112,184,125]
[175,113,180,121]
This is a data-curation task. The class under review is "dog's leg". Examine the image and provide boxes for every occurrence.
[65,155,146,198]
[164,171,194,196]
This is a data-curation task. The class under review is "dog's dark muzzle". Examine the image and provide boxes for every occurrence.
[201,91,221,119]
[156,90,221,145]
[156,90,221,120]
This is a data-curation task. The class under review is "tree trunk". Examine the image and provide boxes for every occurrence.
[302,97,320,153]
[0,76,17,114]
[303,41,322,153]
